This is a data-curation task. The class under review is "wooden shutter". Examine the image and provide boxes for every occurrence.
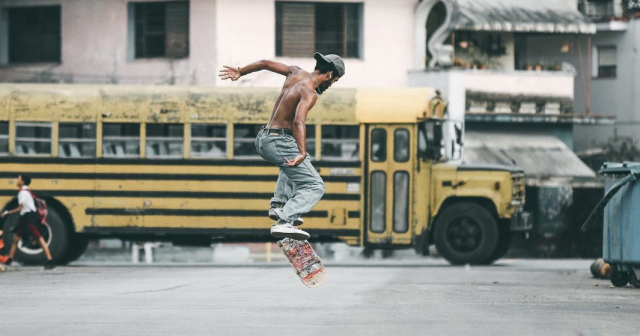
[165,1,189,58]
[281,3,315,57]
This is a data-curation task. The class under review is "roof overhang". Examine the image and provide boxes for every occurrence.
[462,130,602,187]
[451,0,597,34]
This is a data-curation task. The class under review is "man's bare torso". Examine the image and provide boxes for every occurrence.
[267,68,316,130]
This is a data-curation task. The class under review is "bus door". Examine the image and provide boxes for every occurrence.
[365,124,414,246]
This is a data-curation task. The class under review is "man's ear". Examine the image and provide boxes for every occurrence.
[328,71,334,80]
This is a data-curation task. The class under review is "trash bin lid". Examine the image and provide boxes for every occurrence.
[601,162,640,175]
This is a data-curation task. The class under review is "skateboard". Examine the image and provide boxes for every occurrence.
[277,238,326,288]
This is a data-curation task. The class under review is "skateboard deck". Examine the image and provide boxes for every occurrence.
[277,238,326,288]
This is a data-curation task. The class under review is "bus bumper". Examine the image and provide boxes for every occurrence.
[510,209,532,232]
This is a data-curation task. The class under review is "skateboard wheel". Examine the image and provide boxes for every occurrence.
[295,269,301,275]
[277,241,283,248]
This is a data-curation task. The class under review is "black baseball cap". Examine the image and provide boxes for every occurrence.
[314,52,345,77]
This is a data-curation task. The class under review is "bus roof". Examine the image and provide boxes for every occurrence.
[0,84,445,124]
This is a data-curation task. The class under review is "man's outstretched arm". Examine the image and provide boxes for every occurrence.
[219,60,295,81]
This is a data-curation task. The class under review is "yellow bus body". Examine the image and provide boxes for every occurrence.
[0,84,527,265]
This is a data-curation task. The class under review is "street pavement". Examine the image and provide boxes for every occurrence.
[1,259,639,336]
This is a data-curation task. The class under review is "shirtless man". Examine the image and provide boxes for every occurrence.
[219,52,345,240]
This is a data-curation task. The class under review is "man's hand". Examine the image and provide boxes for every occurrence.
[285,154,305,167]
[219,66,242,81]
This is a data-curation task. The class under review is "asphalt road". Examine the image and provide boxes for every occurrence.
[1,260,639,336]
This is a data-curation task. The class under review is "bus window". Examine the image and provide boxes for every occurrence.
[0,122,8,155]
[321,125,359,161]
[394,128,409,162]
[233,124,262,159]
[393,171,409,233]
[370,171,386,233]
[102,123,140,158]
[370,128,386,162]
[191,124,227,159]
[15,122,52,156]
[59,123,96,158]
[146,124,183,159]
[306,125,316,158]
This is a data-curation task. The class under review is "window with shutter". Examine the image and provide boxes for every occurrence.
[595,46,616,78]
[132,1,189,59]
[7,6,61,64]
[276,2,362,59]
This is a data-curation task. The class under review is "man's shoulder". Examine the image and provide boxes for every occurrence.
[289,66,303,75]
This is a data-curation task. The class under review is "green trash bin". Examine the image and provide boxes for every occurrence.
[583,162,640,288]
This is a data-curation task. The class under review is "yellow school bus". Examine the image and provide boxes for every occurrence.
[0,84,529,265]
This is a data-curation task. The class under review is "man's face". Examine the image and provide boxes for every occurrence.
[16,176,23,188]
[316,73,340,95]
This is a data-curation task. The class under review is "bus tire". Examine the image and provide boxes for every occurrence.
[4,207,69,265]
[434,202,499,265]
[59,234,89,265]
[481,224,512,265]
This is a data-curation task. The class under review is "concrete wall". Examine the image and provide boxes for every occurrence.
[215,0,416,88]
[574,19,640,151]
[0,0,217,85]
[0,0,418,88]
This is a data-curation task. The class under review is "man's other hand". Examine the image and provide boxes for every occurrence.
[219,66,241,81]
[285,154,305,167]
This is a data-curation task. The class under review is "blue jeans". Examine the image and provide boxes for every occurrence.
[255,127,325,223]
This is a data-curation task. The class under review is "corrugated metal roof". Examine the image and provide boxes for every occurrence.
[462,130,597,181]
[452,0,596,34]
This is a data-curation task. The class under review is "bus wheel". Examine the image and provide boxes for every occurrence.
[59,234,89,265]
[8,208,69,265]
[434,202,498,265]
[481,225,512,265]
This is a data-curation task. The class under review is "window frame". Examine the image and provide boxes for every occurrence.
[102,122,141,159]
[4,5,62,65]
[320,125,360,162]
[392,171,410,234]
[370,128,387,162]
[232,124,263,160]
[0,121,9,156]
[145,123,184,159]
[369,171,387,234]
[58,122,97,158]
[275,1,363,59]
[593,45,617,79]
[190,123,228,159]
[394,128,410,163]
[14,122,53,157]
[130,1,190,60]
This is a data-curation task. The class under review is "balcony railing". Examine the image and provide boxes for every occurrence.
[408,69,576,115]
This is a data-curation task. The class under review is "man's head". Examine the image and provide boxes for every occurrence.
[313,52,345,95]
[17,173,31,188]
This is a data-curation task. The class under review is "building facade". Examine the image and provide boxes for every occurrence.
[574,0,640,152]
[0,0,416,88]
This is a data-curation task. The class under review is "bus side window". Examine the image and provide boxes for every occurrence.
[146,123,183,159]
[394,128,409,162]
[59,123,96,158]
[102,123,140,158]
[0,122,8,156]
[15,122,52,156]
[321,125,359,161]
[191,124,227,159]
[370,128,386,162]
[233,124,262,159]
